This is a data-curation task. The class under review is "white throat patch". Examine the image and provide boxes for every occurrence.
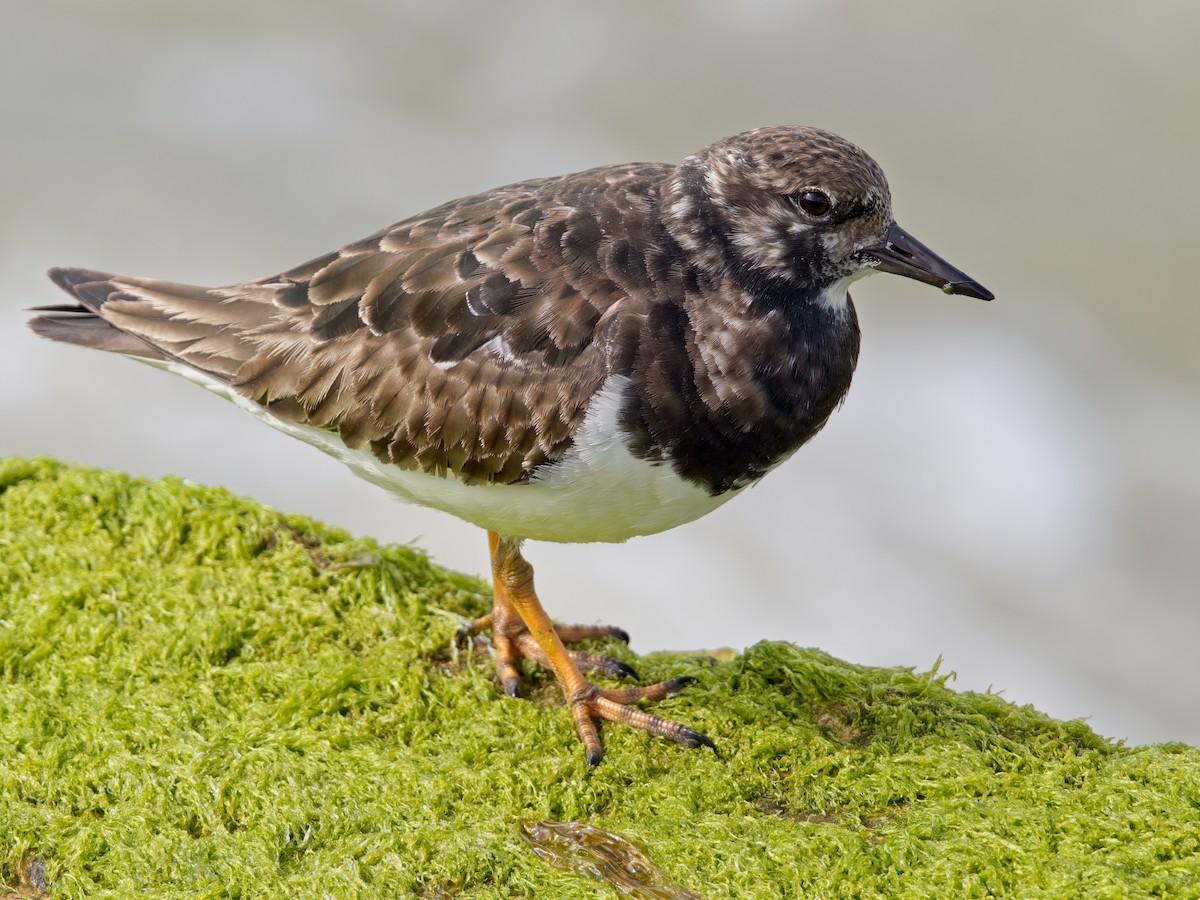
[815,267,876,313]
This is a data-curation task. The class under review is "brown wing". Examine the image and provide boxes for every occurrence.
[34,163,675,484]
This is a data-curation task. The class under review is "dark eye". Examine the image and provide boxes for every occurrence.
[795,190,832,217]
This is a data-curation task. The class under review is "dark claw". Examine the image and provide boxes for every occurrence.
[683,729,718,755]
[501,677,521,698]
[586,746,605,767]
[610,627,631,645]
[610,659,640,681]
[662,675,697,693]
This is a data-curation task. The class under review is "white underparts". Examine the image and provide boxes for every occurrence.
[147,364,739,543]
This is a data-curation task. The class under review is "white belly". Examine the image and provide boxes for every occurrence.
[156,365,739,543]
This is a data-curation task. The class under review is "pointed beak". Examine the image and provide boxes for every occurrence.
[862,223,994,301]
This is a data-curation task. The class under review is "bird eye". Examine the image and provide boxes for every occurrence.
[795,190,832,217]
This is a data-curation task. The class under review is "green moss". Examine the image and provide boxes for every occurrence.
[1,457,1197,898]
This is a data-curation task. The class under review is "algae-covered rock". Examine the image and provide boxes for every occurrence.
[1,457,1197,898]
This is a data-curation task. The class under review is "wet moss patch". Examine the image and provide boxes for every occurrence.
[1,458,1197,898]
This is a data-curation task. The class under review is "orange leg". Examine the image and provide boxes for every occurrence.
[475,530,714,765]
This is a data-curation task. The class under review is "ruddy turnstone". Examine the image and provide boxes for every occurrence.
[30,126,992,764]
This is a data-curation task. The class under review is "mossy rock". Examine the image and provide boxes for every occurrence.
[1,457,1197,898]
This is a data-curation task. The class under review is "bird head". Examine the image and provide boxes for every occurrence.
[664,126,993,305]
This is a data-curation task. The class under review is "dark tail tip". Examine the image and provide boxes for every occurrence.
[48,266,110,292]
[46,267,121,312]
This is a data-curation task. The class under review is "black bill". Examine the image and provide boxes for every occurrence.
[863,223,994,301]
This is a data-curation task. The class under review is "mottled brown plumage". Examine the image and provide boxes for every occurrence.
[43,166,669,485]
[30,126,992,764]
[32,129,903,493]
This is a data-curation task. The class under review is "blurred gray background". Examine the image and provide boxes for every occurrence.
[3,2,1197,745]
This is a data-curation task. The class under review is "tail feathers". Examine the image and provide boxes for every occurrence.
[31,266,261,378]
[46,267,122,313]
[28,310,165,358]
[30,267,166,360]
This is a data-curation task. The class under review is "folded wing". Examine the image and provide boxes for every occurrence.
[31,165,674,484]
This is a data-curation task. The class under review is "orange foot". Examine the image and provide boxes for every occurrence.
[464,531,715,766]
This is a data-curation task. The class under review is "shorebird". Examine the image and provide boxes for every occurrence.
[30,126,992,764]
